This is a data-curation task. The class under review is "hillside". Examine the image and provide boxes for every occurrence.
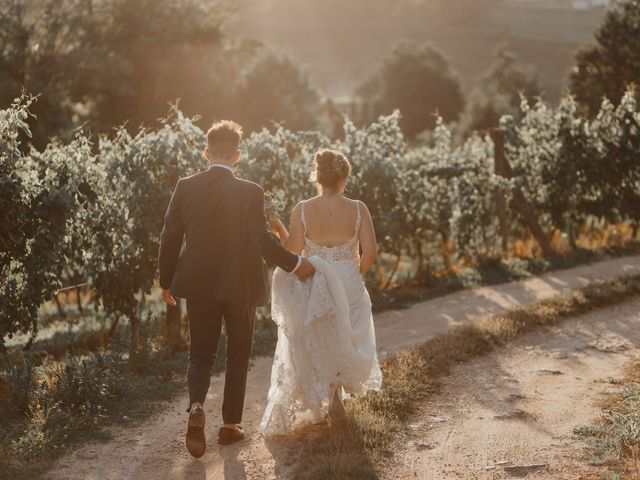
[227,0,606,101]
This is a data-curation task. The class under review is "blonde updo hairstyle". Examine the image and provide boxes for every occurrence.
[312,149,351,191]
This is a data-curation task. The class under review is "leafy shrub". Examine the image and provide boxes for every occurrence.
[2,85,640,342]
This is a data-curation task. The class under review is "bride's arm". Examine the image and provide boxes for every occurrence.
[285,203,305,255]
[269,218,289,243]
[358,201,378,274]
[269,203,305,255]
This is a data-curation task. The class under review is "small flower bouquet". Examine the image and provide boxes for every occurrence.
[264,189,286,222]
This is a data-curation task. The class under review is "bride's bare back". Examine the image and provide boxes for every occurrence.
[302,196,359,247]
[279,195,377,274]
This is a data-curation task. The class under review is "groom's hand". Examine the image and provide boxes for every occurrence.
[162,289,177,307]
[294,258,315,281]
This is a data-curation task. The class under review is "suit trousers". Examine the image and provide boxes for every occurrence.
[186,299,256,424]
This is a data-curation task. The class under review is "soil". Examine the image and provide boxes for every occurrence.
[384,297,640,480]
[44,255,640,480]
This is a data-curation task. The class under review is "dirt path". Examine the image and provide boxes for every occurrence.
[45,255,640,480]
[385,297,640,480]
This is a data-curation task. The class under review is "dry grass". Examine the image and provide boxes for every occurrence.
[289,274,640,480]
[575,358,640,479]
[513,223,638,259]
[372,222,640,311]
[576,223,637,252]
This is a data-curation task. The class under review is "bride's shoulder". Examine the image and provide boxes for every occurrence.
[344,198,372,217]
[298,196,322,208]
[342,197,365,208]
[290,197,315,218]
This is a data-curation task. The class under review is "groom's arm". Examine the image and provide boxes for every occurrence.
[159,180,185,290]
[246,186,300,273]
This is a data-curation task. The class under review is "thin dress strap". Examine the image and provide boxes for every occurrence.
[300,201,307,233]
[354,201,362,238]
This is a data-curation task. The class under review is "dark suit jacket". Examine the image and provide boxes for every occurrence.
[158,167,298,306]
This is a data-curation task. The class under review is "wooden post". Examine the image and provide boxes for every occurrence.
[75,285,84,314]
[129,314,140,367]
[53,293,67,318]
[491,128,509,256]
[491,128,555,258]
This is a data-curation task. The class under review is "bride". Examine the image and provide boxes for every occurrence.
[260,149,382,435]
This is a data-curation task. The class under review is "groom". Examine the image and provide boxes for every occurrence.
[158,120,315,457]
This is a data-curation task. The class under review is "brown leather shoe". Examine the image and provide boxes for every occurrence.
[186,407,206,458]
[218,426,246,445]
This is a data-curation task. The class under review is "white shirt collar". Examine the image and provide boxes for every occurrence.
[208,163,234,174]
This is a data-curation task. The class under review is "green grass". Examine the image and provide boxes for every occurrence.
[287,274,640,479]
[0,317,180,480]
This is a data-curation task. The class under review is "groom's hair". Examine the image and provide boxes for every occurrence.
[206,120,243,160]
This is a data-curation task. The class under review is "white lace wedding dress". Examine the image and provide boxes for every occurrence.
[260,202,382,435]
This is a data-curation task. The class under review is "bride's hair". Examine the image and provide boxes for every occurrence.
[312,149,351,189]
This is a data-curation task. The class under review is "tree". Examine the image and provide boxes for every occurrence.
[569,0,640,115]
[0,0,227,146]
[230,48,324,132]
[0,0,96,148]
[460,45,540,135]
[355,41,464,140]
[74,0,226,133]
[0,0,330,144]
